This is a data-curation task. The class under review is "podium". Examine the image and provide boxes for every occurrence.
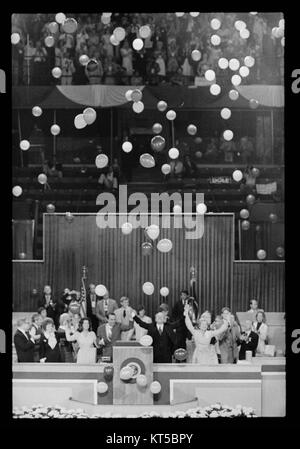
[113,342,153,405]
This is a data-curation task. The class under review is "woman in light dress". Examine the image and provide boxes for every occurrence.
[184,305,229,364]
[65,317,98,364]
[252,310,268,354]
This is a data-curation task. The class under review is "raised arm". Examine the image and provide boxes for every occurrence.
[132,311,151,330]
[211,320,229,338]
[184,305,195,336]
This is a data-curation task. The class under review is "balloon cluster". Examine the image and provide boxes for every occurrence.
[74,108,97,129]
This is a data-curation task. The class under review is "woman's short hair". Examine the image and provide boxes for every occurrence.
[120,296,129,304]
[31,313,40,323]
[159,303,169,313]
[38,307,46,314]
[137,304,145,313]
[42,318,54,331]
[256,310,266,322]
[59,313,70,326]
[78,317,92,332]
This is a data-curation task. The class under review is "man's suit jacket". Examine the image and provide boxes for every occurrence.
[218,322,241,363]
[86,292,101,318]
[238,331,259,360]
[95,298,118,323]
[38,294,57,321]
[14,330,35,362]
[97,321,133,358]
[133,316,177,363]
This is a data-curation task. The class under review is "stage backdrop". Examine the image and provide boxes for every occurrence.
[13,213,234,316]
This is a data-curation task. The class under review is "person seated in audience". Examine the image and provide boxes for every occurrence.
[95,290,118,325]
[37,306,47,321]
[114,296,136,341]
[57,313,74,363]
[97,312,134,361]
[253,310,268,355]
[65,317,98,364]
[184,305,229,364]
[39,318,61,363]
[30,313,43,362]
[14,318,36,362]
[218,307,241,363]
[238,319,259,360]
[133,305,152,341]
[98,166,118,190]
[247,298,263,314]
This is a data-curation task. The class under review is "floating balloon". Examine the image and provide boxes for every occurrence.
[232,170,243,182]
[240,28,250,39]
[150,381,162,394]
[136,374,147,387]
[20,140,30,151]
[205,69,215,81]
[44,36,55,47]
[269,213,278,223]
[241,220,250,230]
[175,13,185,17]
[257,249,266,260]
[103,365,114,380]
[46,204,55,213]
[125,89,133,101]
[196,203,207,214]
[139,25,151,39]
[166,110,176,121]
[140,335,153,346]
[51,124,60,136]
[95,154,108,169]
[168,147,179,159]
[195,136,202,144]
[190,12,200,17]
[74,114,87,129]
[246,194,255,205]
[12,186,22,197]
[97,382,108,394]
[146,224,160,240]
[229,58,240,71]
[187,124,197,135]
[195,151,203,158]
[251,167,260,177]
[79,54,89,66]
[133,101,144,113]
[157,100,167,112]
[211,34,221,46]
[55,13,66,24]
[234,20,246,31]
[140,153,155,168]
[173,204,182,214]
[255,225,261,233]
[174,348,187,361]
[83,107,97,125]
[240,209,249,219]
[249,99,259,109]
[120,366,134,381]
[223,130,234,141]
[281,37,285,47]
[110,34,119,46]
[191,50,201,61]
[151,135,165,152]
[11,33,20,44]
[276,246,285,258]
[231,74,242,86]
[142,242,153,256]
[101,15,111,25]
[157,239,173,253]
[218,57,229,69]
[220,108,231,120]
[210,83,221,95]
[113,27,126,41]
[143,282,155,295]
[244,56,255,67]
[161,164,171,175]
[229,89,239,101]
[121,222,133,235]
[152,123,162,134]
[18,252,27,260]
[95,284,107,297]
[133,38,144,51]
[122,141,133,153]
[48,21,59,34]
[131,89,143,102]
[65,212,74,223]
[52,67,62,78]
[211,18,221,30]
[38,173,47,185]
[32,106,42,117]
[239,66,250,77]
[160,287,169,297]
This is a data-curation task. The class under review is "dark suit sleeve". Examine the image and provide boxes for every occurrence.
[171,302,180,321]
[39,338,46,359]
[250,332,259,352]
[168,317,184,329]
[14,333,35,352]
[133,315,151,330]
[166,326,177,344]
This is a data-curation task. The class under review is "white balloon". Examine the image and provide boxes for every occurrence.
[218,58,229,69]
[52,67,62,78]
[196,203,207,214]
[20,140,30,151]
[161,164,171,175]
[121,222,133,235]
[139,25,151,39]
[223,130,234,141]
[125,89,133,101]
[205,69,215,81]
[231,74,242,86]
[150,381,161,394]
[210,18,221,30]
[55,13,66,24]
[113,27,126,41]
[157,239,173,253]
[122,141,133,153]
[79,54,89,66]
[173,205,182,214]
[229,58,240,71]
[74,114,87,129]
[211,34,221,46]
[51,124,60,135]
[220,108,231,119]
[142,282,154,295]
[244,56,255,67]
[191,50,201,61]
[257,249,267,260]
[232,170,243,182]
[160,287,169,297]
[13,186,22,197]
[168,147,179,159]
[234,20,246,31]
[140,335,153,346]
[83,107,97,125]
[175,13,185,17]
[97,382,108,394]
[95,154,109,168]
[190,12,200,17]
[210,84,221,95]
[239,66,250,77]
[146,224,160,240]
[132,101,144,113]
[157,100,167,112]
[32,106,42,117]
[133,38,144,51]
[101,15,111,25]
[166,110,176,120]
[11,33,20,45]
[95,284,107,296]
[229,89,239,101]
[240,28,250,39]
[44,36,55,47]
[110,34,119,46]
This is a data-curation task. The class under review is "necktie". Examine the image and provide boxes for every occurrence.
[123,309,126,319]
[158,326,163,335]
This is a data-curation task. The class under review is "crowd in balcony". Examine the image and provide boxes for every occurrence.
[12,12,284,86]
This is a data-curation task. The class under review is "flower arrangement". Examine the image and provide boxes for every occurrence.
[13,403,256,418]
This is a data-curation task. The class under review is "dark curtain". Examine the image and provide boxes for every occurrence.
[240,220,284,260]
[12,219,34,259]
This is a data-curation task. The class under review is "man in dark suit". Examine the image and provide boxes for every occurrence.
[238,320,259,360]
[132,310,177,363]
[97,312,133,361]
[14,318,36,362]
[86,284,101,332]
[171,290,197,350]
[37,285,57,326]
